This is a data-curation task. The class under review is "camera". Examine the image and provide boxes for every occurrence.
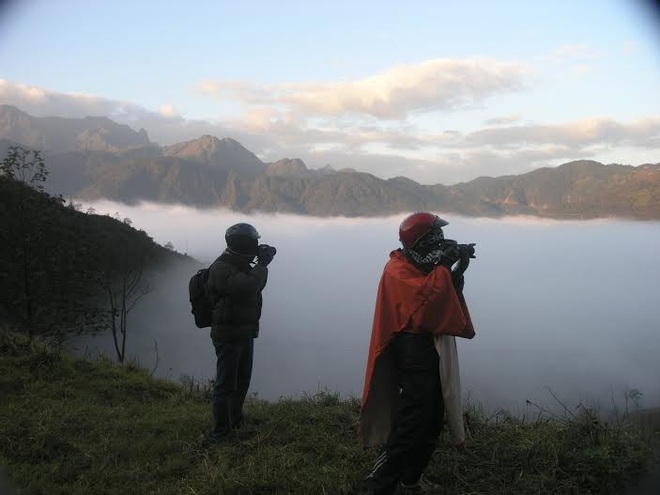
[440,239,477,261]
[256,244,277,266]
[457,242,476,259]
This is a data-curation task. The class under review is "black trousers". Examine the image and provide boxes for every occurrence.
[210,338,254,437]
[367,332,444,494]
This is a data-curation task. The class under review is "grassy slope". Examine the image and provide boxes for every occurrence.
[0,331,653,495]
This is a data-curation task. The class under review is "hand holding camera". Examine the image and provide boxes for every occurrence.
[458,243,476,260]
[257,244,277,266]
[438,240,461,268]
[438,239,477,271]
[451,242,477,288]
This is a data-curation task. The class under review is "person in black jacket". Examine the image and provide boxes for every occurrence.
[206,222,276,440]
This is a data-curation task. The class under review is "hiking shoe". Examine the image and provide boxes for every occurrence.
[398,476,443,494]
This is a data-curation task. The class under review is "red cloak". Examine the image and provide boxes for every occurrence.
[359,250,475,447]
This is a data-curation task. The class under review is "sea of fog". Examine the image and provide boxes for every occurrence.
[69,201,660,414]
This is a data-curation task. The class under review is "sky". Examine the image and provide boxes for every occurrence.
[69,204,660,413]
[0,0,659,184]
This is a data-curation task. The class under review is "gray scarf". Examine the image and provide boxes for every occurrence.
[402,247,447,273]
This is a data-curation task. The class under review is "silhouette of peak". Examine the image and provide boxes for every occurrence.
[161,135,265,176]
[164,135,254,158]
[266,158,309,177]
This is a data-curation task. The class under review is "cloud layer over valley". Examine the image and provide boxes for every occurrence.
[70,202,660,413]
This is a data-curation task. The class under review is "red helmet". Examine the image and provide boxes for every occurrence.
[399,212,449,249]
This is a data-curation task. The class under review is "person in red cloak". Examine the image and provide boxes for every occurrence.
[360,212,476,495]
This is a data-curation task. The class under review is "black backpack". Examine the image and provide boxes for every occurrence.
[189,267,212,328]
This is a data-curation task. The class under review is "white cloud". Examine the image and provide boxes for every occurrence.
[464,116,660,148]
[158,104,178,117]
[198,57,530,120]
[0,79,137,119]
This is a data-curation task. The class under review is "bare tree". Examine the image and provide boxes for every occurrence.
[100,248,152,363]
[0,146,48,192]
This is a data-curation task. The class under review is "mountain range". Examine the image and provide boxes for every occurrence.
[1,104,658,219]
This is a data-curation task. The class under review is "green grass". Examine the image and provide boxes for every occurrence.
[0,330,654,495]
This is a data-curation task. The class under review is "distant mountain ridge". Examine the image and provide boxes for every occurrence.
[1,104,658,219]
[0,104,151,152]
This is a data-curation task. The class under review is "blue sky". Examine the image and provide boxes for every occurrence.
[1,0,659,184]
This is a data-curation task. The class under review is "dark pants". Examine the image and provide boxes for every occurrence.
[367,332,444,494]
[210,338,254,438]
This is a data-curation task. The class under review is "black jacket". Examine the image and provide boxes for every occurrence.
[207,250,268,342]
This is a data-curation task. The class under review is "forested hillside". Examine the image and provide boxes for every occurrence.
[0,153,189,342]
